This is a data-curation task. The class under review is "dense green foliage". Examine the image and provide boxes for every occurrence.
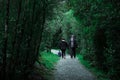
[0,0,120,80]
[40,1,120,79]
[40,1,80,50]
[40,1,66,50]
[67,0,120,79]
[39,51,60,80]
[77,54,109,80]
[41,51,60,70]
[0,0,58,80]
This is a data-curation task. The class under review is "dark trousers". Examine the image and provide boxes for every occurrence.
[61,49,66,58]
[70,47,76,58]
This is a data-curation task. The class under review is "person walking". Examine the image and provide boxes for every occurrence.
[69,35,77,58]
[59,38,68,59]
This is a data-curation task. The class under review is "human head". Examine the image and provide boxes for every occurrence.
[71,35,75,38]
[61,38,65,40]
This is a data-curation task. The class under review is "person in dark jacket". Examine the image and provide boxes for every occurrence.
[59,38,68,59]
[69,35,77,58]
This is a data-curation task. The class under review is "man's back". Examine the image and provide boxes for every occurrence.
[59,40,68,50]
[69,39,77,48]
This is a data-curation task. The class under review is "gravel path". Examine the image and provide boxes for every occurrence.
[54,55,97,80]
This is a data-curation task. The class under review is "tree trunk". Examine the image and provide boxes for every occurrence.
[2,0,10,80]
[8,0,22,79]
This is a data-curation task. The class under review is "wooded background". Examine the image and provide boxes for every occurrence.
[0,0,120,80]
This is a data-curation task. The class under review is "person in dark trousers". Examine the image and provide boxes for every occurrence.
[59,38,68,59]
[69,35,77,58]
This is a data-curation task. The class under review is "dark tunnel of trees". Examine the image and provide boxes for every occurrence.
[0,0,120,80]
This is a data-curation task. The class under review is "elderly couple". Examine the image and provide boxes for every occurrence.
[59,35,77,59]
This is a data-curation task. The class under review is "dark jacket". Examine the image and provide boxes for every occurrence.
[59,40,68,50]
[69,39,77,48]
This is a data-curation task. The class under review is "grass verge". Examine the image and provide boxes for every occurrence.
[39,51,60,80]
[41,51,60,70]
[77,54,110,80]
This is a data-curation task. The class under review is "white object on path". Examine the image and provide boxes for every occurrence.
[51,49,61,55]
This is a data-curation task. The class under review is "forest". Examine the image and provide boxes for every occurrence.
[0,0,120,80]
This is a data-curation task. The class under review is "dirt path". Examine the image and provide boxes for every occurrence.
[53,55,97,80]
